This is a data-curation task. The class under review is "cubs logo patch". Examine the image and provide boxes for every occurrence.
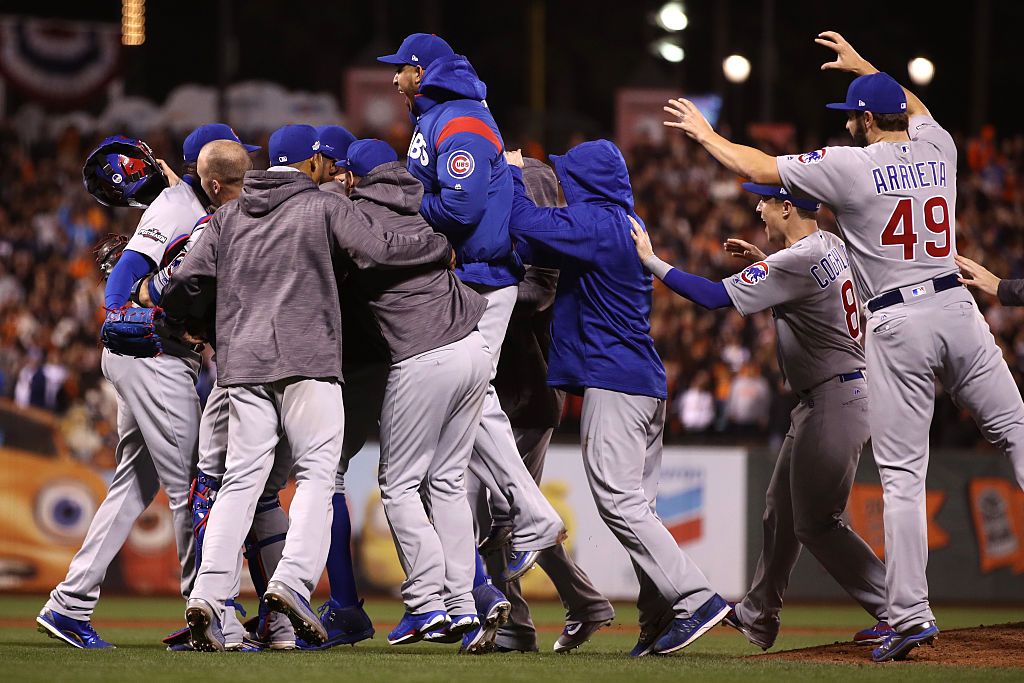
[447,150,475,179]
[797,148,828,164]
[739,261,770,285]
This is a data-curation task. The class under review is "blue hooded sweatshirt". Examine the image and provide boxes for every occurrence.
[508,140,667,400]
[405,53,522,287]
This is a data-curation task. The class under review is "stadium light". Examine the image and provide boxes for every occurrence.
[723,55,751,84]
[122,0,145,46]
[908,57,935,87]
[653,39,685,64]
[655,2,689,32]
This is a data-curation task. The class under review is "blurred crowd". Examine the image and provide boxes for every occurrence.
[1,118,1022,467]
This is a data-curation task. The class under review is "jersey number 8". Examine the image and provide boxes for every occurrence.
[841,280,860,339]
[880,196,951,260]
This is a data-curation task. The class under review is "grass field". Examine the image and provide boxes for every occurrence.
[1,595,1021,682]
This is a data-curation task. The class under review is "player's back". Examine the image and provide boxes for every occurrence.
[778,116,957,302]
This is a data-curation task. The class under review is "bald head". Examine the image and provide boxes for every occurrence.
[198,140,251,207]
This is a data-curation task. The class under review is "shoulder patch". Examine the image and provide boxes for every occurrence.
[738,261,770,285]
[139,226,168,244]
[446,150,475,179]
[797,149,828,165]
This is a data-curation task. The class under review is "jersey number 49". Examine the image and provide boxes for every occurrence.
[880,196,951,260]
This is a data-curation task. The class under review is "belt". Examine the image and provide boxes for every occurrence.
[795,370,865,401]
[866,273,962,313]
[838,370,864,383]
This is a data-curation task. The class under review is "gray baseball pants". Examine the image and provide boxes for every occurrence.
[581,388,715,626]
[733,376,887,644]
[480,427,615,651]
[190,378,343,631]
[379,331,490,615]
[46,350,200,620]
[866,286,1024,631]
[467,284,565,551]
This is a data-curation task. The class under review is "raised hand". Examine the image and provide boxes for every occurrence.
[723,238,767,263]
[955,254,1000,297]
[628,215,654,261]
[664,98,714,143]
[815,31,875,76]
[504,149,525,168]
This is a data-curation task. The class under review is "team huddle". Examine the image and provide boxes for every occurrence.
[34,30,1024,664]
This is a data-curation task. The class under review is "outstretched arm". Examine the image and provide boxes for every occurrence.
[663,99,781,184]
[630,217,732,310]
[816,30,929,118]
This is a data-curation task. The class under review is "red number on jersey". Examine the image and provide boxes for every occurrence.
[880,196,952,260]
[841,280,860,339]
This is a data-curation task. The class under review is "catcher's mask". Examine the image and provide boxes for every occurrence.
[83,135,169,209]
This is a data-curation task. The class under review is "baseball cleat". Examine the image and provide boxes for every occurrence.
[629,609,675,657]
[651,593,731,655]
[459,623,495,654]
[871,621,939,663]
[854,620,893,646]
[36,609,115,650]
[423,614,481,644]
[224,637,265,652]
[163,625,192,650]
[185,598,226,652]
[263,580,328,646]
[502,549,541,582]
[477,525,514,555]
[722,607,773,651]
[553,618,613,653]
[387,610,450,645]
[296,599,374,649]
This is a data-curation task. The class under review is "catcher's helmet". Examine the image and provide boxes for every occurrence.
[83,135,169,209]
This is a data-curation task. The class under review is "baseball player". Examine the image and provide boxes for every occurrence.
[161,125,451,652]
[479,158,615,654]
[333,138,492,647]
[505,142,728,657]
[954,254,1024,306]
[663,30,1024,662]
[629,183,888,650]
[36,125,259,650]
[378,35,567,596]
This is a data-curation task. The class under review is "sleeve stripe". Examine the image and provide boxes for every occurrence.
[436,116,503,153]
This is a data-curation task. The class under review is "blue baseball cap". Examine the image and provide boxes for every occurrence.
[268,124,320,166]
[316,125,357,163]
[377,33,455,68]
[742,182,820,212]
[183,123,260,164]
[825,72,907,115]
[339,139,399,177]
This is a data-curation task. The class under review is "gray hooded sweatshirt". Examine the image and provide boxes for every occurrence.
[162,170,451,386]
[347,161,487,363]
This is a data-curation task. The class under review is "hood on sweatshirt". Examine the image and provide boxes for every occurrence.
[350,161,424,215]
[522,158,563,209]
[549,139,635,213]
[239,170,318,217]
[415,53,488,114]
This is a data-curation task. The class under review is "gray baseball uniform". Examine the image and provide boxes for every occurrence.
[45,180,207,621]
[721,230,887,646]
[778,116,1024,631]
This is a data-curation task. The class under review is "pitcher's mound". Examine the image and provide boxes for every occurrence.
[764,622,1024,667]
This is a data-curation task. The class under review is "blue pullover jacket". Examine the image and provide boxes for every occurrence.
[405,53,522,287]
[508,140,667,400]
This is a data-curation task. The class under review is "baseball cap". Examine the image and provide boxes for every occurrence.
[339,139,399,177]
[268,124,320,166]
[377,33,455,68]
[183,123,260,164]
[825,72,907,114]
[316,125,357,163]
[742,182,821,212]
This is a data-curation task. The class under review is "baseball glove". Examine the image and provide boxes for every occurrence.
[101,305,166,357]
[94,234,129,280]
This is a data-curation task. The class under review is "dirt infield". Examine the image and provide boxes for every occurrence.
[765,622,1024,667]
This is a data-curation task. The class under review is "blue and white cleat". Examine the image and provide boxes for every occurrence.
[871,621,939,662]
[423,613,481,645]
[854,621,894,646]
[502,549,541,582]
[651,593,731,655]
[264,580,327,647]
[185,598,226,652]
[36,609,115,649]
[297,599,375,650]
[387,610,450,645]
